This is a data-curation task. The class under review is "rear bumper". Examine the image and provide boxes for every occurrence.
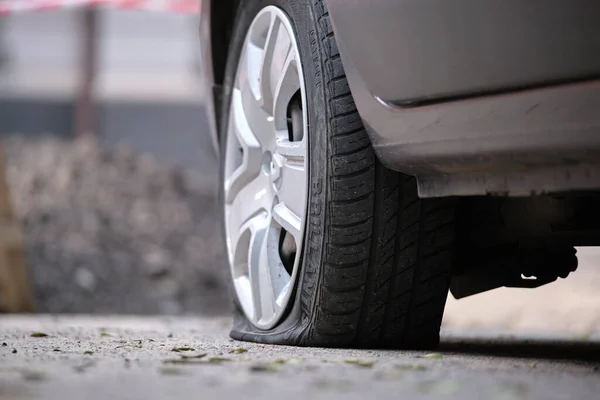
[326,0,600,196]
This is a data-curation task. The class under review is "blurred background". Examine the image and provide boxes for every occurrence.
[1,3,599,339]
[0,4,227,316]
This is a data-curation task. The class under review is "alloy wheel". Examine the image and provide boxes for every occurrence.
[223,6,308,329]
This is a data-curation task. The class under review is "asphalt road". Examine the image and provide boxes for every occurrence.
[1,315,599,400]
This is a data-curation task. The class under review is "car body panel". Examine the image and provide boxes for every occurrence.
[325,0,600,196]
[324,0,600,105]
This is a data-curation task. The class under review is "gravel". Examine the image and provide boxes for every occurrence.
[3,135,230,315]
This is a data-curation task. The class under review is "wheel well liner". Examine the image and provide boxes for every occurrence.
[211,0,240,87]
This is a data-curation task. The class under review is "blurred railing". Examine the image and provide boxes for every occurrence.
[0,0,200,15]
[0,0,202,137]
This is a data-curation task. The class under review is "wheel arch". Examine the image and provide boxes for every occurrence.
[207,0,240,141]
[210,0,240,86]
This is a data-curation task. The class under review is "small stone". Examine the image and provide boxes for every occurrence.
[144,249,170,279]
[74,268,96,291]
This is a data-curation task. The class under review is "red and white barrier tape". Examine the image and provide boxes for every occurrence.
[0,0,200,15]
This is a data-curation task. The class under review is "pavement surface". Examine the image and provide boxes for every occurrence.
[1,315,600,400]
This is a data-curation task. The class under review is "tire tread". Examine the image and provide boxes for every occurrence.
[307,0,456,349]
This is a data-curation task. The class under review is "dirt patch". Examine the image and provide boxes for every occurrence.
[4,136,229,315]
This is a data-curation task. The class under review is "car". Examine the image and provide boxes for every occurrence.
[200,0,600,349]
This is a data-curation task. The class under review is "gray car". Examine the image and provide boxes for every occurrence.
[201,0,600,349]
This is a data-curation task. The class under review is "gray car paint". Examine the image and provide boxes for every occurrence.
[323,0,600,104]
[325,0,600,196]
[205,0,600,197]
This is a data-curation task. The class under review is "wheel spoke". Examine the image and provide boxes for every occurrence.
[224,163,258,205]
[233,276,254,320]
[247,221,279,322]
[231,89,262,149]
[272,202,303,245]
[275,158,307,222]
[239,78,274,147]
[225,173,271,273]
[259,14,293,116]
[247,220,267,320]
[224,90,262,202]
[226,173,272,252]
[256,13,278,115]
[276,137,305,162]
[236,81,274,149]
